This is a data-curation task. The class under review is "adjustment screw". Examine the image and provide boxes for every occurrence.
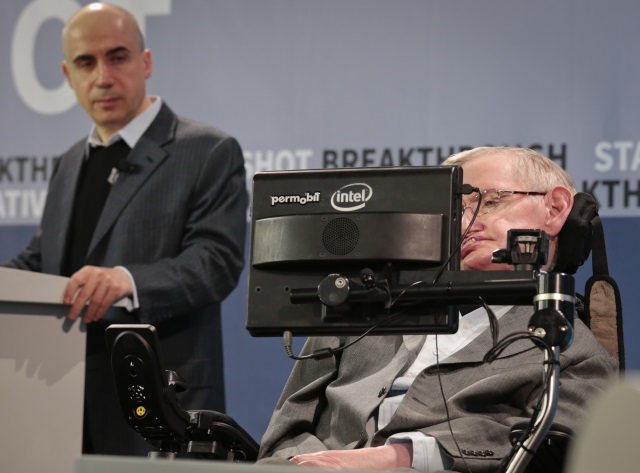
[534,328,547,338]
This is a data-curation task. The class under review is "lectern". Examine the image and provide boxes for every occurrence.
[0,267,129,473]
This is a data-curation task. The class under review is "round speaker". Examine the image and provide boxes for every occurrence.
[322,217,359,255]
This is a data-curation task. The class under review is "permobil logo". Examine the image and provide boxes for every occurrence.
[270,192,321,206]
[330,183,373,211]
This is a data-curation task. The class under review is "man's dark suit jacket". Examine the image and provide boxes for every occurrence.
[259,306,618,472]
[5,103,248,455]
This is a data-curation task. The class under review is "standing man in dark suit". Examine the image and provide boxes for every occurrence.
[2,2,247,456]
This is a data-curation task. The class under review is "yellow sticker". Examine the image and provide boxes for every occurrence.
[135,406,147,417]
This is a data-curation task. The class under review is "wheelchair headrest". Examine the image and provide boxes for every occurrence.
[555,192,599,274]
[555,192,623,367]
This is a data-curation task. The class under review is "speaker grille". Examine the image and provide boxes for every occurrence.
[322,218,359,255]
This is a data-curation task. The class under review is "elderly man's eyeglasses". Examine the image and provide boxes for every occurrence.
[462,189,547,217]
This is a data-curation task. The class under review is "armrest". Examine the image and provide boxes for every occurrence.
[509,422,574,473]
[186,410,259,462]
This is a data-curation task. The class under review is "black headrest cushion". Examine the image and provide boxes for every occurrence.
[555,192,599,274]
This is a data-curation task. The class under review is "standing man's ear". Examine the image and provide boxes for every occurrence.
[62,61,71,86]
[142,49,152,79]
[543,186,574,237]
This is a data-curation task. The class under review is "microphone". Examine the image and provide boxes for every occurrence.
[107,160,139,185]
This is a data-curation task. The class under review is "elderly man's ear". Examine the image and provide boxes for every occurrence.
[544,186,574,237]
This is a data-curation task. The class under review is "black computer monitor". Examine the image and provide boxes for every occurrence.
[246,165,464,337]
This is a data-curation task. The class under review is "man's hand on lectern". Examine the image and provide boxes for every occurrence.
[64,266,132,323]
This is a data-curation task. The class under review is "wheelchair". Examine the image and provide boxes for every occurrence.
[106,192,623,472]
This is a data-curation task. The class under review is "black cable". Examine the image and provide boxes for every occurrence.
[478,297,499,347]
[484,332,553,364]
[432,186,481,284]
[434,301,497,473]
[434,332,474,473]
[282,307,407,361]
[386,279,428,310]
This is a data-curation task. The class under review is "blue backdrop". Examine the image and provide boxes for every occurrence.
[1,0,638,443]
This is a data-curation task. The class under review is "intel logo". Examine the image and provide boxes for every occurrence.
[330,183,373,211]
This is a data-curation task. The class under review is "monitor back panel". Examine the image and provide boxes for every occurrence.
[247,166,463,336]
